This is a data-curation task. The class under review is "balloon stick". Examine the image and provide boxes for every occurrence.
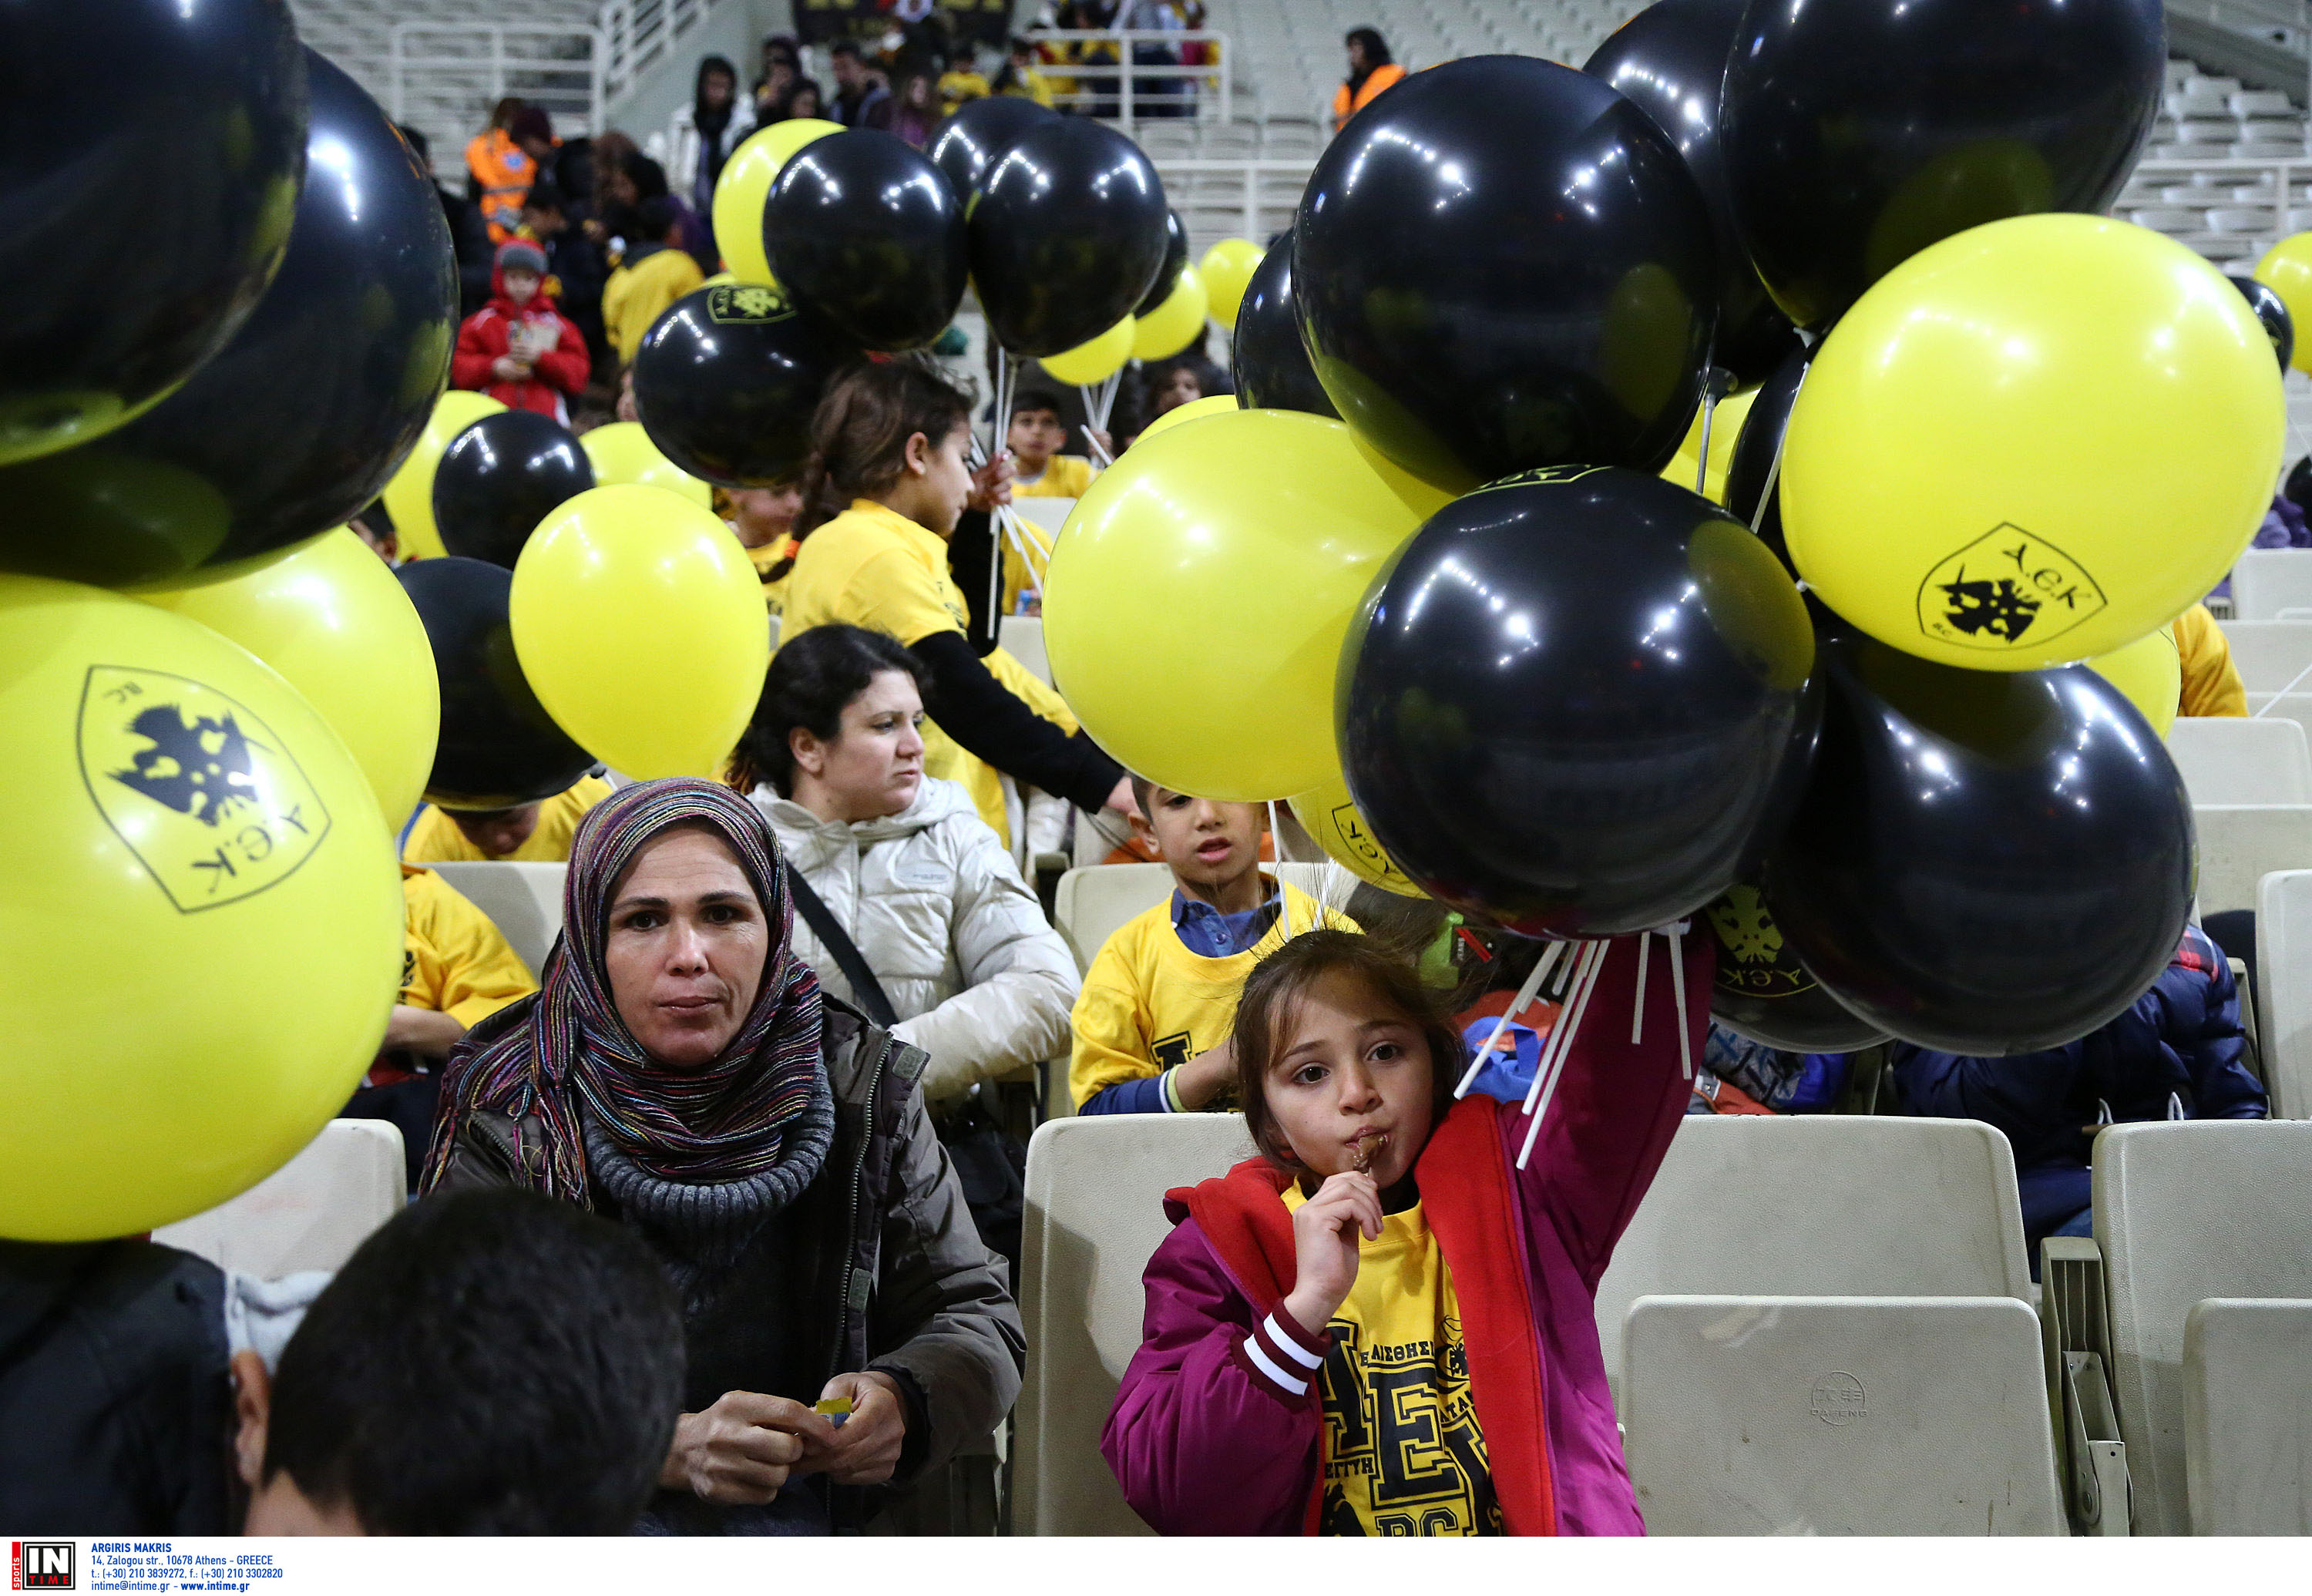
[1631,929,1651,1045]
[1455,939,1563,1099]
[1668,922,1693,1080]
[1520,939,1610,1169]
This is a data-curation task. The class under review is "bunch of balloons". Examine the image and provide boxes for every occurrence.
[1047,0,2274,1065]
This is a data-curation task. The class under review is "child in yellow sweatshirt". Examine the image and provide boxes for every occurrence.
[1070,778,1357,1114]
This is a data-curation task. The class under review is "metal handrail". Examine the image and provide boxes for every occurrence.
[389,22,607,180]
[1027,29,1232,129]
[1148,156,1314,240]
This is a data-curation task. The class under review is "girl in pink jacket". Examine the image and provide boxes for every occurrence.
[1101,928,1702,1535]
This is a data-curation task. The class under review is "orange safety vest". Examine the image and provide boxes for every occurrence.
[1332,62,1406,130]
[465,128,536,244]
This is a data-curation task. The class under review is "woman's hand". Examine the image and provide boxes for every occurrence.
[1103,774,1138,816]
[381,1004,465,1059]
[795,1371,909,1485]
[1281,1171,1380,1332]
[966,453,1015,514]
[660,1391,836,1504]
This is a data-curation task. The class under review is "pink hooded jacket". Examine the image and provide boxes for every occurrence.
[1101,932,1705,1535]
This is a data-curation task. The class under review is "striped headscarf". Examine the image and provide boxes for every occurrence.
[422,778,825,1207]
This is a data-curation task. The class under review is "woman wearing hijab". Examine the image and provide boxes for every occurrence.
[1332,27,1405,131]
[423,779,1022,1536]
[660,55,757,218]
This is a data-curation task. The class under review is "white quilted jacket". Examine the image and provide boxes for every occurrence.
[757,778,1080,1106]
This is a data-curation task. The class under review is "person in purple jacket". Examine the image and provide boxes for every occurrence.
[1101,928,1705,1536]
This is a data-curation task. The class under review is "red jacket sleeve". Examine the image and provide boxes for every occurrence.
[451,307,505,389]
[1101,1217,1322,1537]
[532,310,591,395]
[1521,931,1710,1290]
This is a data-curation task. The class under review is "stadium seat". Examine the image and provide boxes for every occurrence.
[2183,1297,2312,1534]
[1050,861,1344,973]
[1595,1116,2032,1403]
[1010,496,1074,546]
[2231,551,2312,623]
[2254,869,2312,1118]
[998,615,1050,687]
[425,860,566,977]
[2166,716,2312,805]
[2191,805,2312,916]
[2243,693,2312,745]
[2217,620,2312,693]
[153,1120,405,1277]
[1621,1295,2064,1535]
[1014,1114,1258,1536]
[2096,1120,2312,1534]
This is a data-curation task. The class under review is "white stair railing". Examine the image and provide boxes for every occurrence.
[600,0,719,102]
[389,22,603,182]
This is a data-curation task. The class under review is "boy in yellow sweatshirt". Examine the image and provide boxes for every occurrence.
[1070,778,1357,1114]
[403,774,613,864]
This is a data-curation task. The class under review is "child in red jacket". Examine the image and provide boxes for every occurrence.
[451,240,590,425]
[1102,928,1702,1535]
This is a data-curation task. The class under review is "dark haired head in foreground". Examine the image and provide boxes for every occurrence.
[234,1189,683,1534]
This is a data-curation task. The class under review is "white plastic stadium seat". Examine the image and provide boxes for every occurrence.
[153,1120,404,1277]
[2244,693,2312,747]
[1015,1114,1257,1536]
[1050,862,1341,974]
[2190,805,2312,916]
[2166,717,2312,805]
[2215,620,2312,693]
[2183,1298,2312,1534]
[2257,870,2312,1119]
[425,860,566,978]
[998,615,1050,687]
[2233,551,2312,623]
[2096,1121,2312,1534]
[1622,1295,2064,1535]
[1595,1116,2031,1402]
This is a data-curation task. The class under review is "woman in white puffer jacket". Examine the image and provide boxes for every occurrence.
[738,623,1080,1107]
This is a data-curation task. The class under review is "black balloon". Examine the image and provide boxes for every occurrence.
[1230,245,1339,419]
[1723,343,1811,574]
[2230,275,2295,372]
[1340,467,1816,938]
[1296,55,1720,493]
[432,411,594,570]
[1136,210,1191,318]
[0,0,305,469]
[1721,0,2165,334]
[396,557,595,811]
[969,117,1169,357]
[633,284,859,487]
[929,95,1057,200]
[1702,880,1891,1051]
[0,51,452,587]
[1767,637,2193,1054]
[1584,0,1798,386]
[766,129,966,351]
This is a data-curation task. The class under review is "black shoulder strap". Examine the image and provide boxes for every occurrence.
[786,869,898,1029]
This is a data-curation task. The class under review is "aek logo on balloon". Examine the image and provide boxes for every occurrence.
[1917,526,2107,652]
[1327,803,1413,888]
[77,667,331,914]
[1705,886,1813,999]
[707,284,793,324]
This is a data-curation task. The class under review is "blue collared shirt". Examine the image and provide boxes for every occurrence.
[1171,884,1283,959]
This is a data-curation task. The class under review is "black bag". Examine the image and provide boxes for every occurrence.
[786,871,1026,1278]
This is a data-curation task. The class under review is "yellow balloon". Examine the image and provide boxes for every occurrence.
[1132,265,1209,361]
[1043,409,1448,800]
[1785,214,2282,671]
[510,485,769,779]
[0,574,402,1239]
[582,421,712,509]
[1199,239,1264,329]
[2092,623,2183,740]
[381,390,502,562]
[1659,386,1758,506]
[714,119,843,286]
[1041,316,1135,385]
[1289,771,1423,897]
[141,529,442,828]
[2255,233,2312,375]
[1133,393,1236,447]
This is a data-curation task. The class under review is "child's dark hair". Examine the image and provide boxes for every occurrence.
[634,193,677,244]
[731,623,930,795]
[795,357,978,536]
[522,179,566,216]
[260,1189,683,1534]
[1010,388,1064,422]
[620,150,671,200]
[1232,929,1466,1172]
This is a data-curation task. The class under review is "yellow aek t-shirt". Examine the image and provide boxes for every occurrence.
[399,865,540,1023]
[1282,1190,1502,1537]
[780,498,1071,845]
[2173,601,2246,718]
[402,776,613,864]
[746,534,798,615]
[1067,881,1359,1109]
[1001,455,1095,616]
